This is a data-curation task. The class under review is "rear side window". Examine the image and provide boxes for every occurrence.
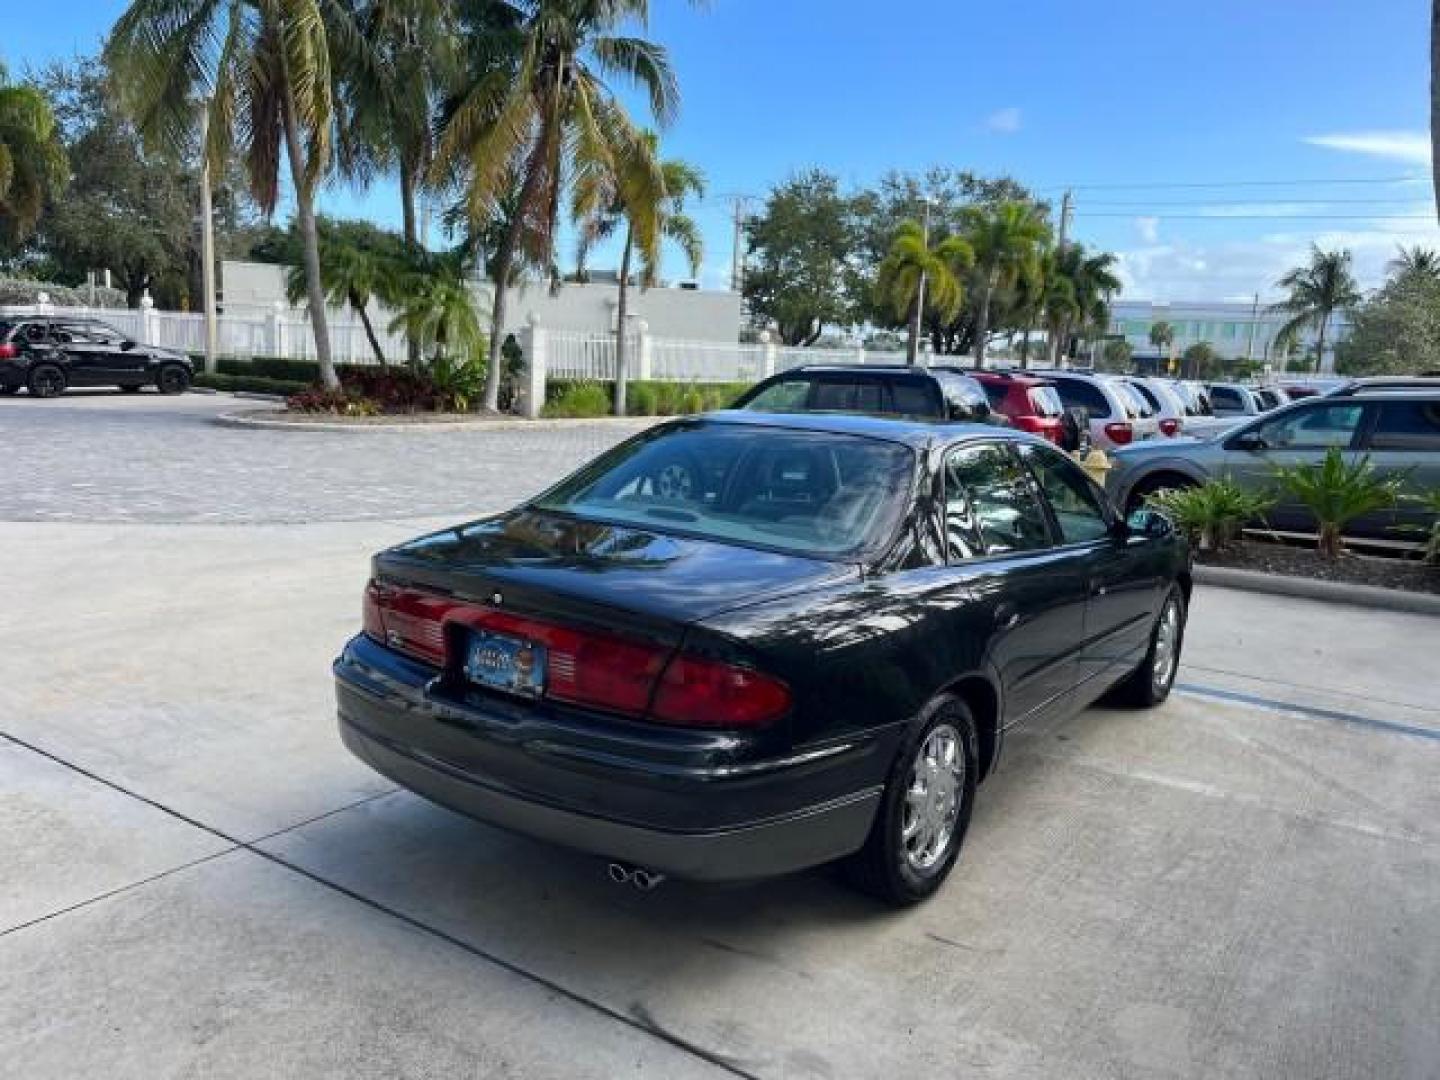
[1028,386,1063,417]
[980,383,1007,409]
[1368,400,1440,451]
[1211,386,1245,410]
[810,380,885,413]
[944,443,1051,557]
[1051,378,1112,418]
[891,380,940,417]
[1127,381,1163,412]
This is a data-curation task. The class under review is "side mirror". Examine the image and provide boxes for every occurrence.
[1124,507,1175,540]
[1231,431,1266,453]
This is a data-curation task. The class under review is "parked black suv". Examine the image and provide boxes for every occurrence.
[0,316,194,397]
[733,364,997,423]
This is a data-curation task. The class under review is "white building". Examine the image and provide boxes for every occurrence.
[220,260,743,344]
[1105,299,1345,371]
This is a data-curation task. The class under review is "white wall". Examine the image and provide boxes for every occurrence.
[220,261,743,344]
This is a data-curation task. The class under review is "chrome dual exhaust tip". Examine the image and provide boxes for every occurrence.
[607,862,665,891]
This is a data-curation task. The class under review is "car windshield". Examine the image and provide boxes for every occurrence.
[533,422,916,558]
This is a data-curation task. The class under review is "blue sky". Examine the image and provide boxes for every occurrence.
[8,0,1439,300]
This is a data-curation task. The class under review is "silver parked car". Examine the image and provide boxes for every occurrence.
[1106,388,1440,545]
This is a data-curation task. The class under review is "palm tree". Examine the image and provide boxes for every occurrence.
[1149,320,1175,363]
[1388,244,1440,284]
[961,201,1049,368]
[433,0,679,412]
[1051,246,1120,366]
[574,136,705,414]
[0,63,68,251]
[335,0,459,365]
[1039,252,1079,371]
[874,220,974,364]
[106,0,365,390]
[387,249,485,363]
[1270,246,1362,374]
[285,220,403,365]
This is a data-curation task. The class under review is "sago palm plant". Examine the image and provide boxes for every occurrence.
[1144,478,1273,553]
[1272,449,1406,559]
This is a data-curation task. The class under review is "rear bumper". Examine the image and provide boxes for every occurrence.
[334,636,882,881]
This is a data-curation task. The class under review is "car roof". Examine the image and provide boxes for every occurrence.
[694,409,1041,448]
[779,364,941,377]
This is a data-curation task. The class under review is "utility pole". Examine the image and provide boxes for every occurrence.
[907,199,931,366]
[1057,189,1074,251]
[1246,291,1260,367]
[727,196,751,293]
[196,98,218,376]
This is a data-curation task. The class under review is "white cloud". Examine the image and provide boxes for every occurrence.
[984,107,1022,134]
[1113,214,1440,302]
[1135,216,1159,243]
[1303,131,1431,165]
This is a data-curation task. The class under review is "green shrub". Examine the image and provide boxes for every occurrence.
[679,388,706,414]
[1145,477,1274,553]
[430,352,487,412]
[287,387,381,416]
[543,381,612,418]
[1397,489,1440,563]
[1272,449,1407,559]
[218,356,325,383]
[627,382,660,416]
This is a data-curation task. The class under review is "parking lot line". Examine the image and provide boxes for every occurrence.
[1176,683,1440,742]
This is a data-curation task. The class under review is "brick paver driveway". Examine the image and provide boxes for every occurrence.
[0,391,651,523]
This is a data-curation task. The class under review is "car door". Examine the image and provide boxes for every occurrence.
[88,321,148,383]
[1356,397,1440,543]
[941,441,1088,726]
[1219,400,1370,533]
[1019,443,1162,686]
[50,321,113,385]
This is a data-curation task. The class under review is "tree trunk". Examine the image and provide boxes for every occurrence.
[1314,316,1328,374]
[905,290,921,365]
[1019,326,1031,369]
[614,227,632,417]
[277,52,337,390]
[973,278,993,368]
[400,160,422,368]
[355,297,387,367]
[484,163,547,412]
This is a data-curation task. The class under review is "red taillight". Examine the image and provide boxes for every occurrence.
[1159,417,1182,437]
[651,655,792,729]
[362,581,788,727]
[0,343,17,360]
[1103,422,1134,446]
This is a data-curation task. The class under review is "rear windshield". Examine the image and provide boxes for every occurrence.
[1027,386,1063,417]
[740,375,937,418]
[534,423,915,558]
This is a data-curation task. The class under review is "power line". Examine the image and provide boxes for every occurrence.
[1040,175,1424,191]
[1079,197,1429,207]
[1075,212,1435,220]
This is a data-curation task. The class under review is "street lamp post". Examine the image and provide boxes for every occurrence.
[196,98,218,375]
[906,198,932,366]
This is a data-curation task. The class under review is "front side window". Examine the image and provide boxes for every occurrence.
[1020,444,1112,543]
[943,443,1051,558]
[1211,387,1245,412]
[535,423,915,558]
[1368,400,1440,452]
[1248,403,1365,450]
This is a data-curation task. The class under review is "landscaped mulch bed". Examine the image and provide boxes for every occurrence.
[1199,539,1439,595]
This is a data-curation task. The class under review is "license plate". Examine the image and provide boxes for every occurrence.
[465,630,546,698]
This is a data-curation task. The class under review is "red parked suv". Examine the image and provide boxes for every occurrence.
[970,372,1067,445]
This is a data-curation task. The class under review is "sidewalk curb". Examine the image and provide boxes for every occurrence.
[212,409,661,433]
[1193,564,1440,616]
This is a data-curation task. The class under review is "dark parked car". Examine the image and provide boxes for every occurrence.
[732,364,995,423]
[0,316,193,397]
[336,413,1192,905]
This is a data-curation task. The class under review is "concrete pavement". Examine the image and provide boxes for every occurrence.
[3,392,1438,1078]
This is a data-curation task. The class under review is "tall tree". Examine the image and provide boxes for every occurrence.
[434,0,677,412]
[743,170,861,344]
[1388,244,1440,284]
[1047,245,1120,366]
[575,135,704,414]
[106,0,366,389]
[874,219,973,363]
[961,200,1049,368]
[1270,246,1362,374]
[284,217,409,365]
[1149,320,1175,362]
[0,63,68,256]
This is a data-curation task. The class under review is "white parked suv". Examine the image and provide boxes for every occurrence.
[1120,376,1188,438]
[1033,370,1162,451]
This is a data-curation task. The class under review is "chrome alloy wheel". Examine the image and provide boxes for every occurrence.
[902,723,965,873]
[1152,598,1180,693]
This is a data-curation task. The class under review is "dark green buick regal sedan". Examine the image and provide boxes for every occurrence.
[335,412,1191,905]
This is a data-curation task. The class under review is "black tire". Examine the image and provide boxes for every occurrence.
[119,384,143,393]
[155,364,191,395]
[27,363,66,398]
[1104,585,1187,708]
[1126,473,1196,515]
[844,697,979,906]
